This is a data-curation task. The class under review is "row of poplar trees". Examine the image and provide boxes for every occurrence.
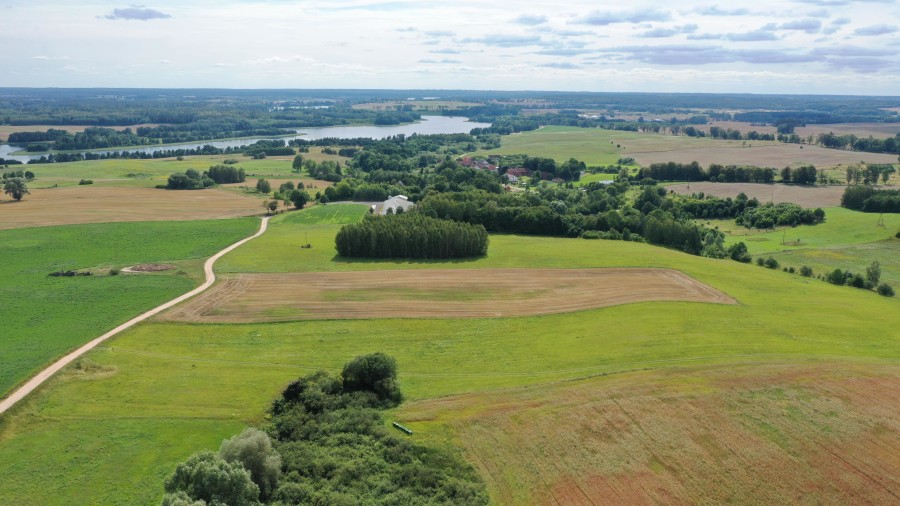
[335,213,488,259]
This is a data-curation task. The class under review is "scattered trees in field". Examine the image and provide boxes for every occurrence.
[335,213,489,259]
[3,178,30,200]
[2,170,35,181]
[288,189,310,209]
[779,165,817,185]
[256,178,271,194]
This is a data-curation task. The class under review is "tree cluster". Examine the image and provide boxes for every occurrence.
[841,186,900,213]
[336,213,489,259]
[162,353,488,505]
[735,202,825,229]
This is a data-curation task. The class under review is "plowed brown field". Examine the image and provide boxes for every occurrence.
[162,268,735,322]
[0,186,263,229]
[400,362,900,505]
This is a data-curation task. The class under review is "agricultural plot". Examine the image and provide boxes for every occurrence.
[667,182,845,208]
[707,120,900,138]
[0,186,263,229]
[0,218,258,398]
[0,240,897,504]
[162,268,735,323]
[476,126,899,169]
[769,240,900,288]
[710,207,900,254]
[400,362,900,505]
[17,149,346,187]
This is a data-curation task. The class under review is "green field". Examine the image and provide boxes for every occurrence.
[705,207,900,286]
[0,218,258,397]
[0,214,897,504]
[22,149,346,188]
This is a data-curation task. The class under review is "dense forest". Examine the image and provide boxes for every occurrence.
[335,213,489,259]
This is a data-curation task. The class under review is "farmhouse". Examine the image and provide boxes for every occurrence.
[505,174,519,183]
[373,195,415,215]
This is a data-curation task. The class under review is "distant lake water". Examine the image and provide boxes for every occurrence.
[0,115,491,163]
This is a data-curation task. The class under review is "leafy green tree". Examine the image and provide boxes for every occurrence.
[3,177,29,201]
[865,261,881,288]
[799,265,814,277]
[163,451,259,506]
[292,154,304,172]
[877,283,895,297]
[219,428,282,500]
[342,352,402,406]
[256,178,271,194]
[289,189,310,209]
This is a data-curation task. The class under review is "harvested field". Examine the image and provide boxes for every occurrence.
[400,362,900,506]
[668,182,844,207]
[630,142,899,168]
[0,186,263,229]
[162,268,735,322]
[708,121,900,138]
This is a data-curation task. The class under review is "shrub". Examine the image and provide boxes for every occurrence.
[78,179,93,185]
[848,274,867,289]
[256,178,272,194]
[163,451,259,506]
[800,265,814,277]
[877,283,895,297]
[826,268,847,285]
[756,257,765,267]
[764,257,779,269]
[342,353,402,407]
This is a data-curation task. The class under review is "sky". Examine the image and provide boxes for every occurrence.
[2,0,899,95]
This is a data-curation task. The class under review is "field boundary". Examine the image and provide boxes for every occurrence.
[0,216,270,415]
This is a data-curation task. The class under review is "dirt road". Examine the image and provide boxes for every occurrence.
[0,216,270,416]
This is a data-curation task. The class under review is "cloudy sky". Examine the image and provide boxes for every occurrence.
[2,0,899,94]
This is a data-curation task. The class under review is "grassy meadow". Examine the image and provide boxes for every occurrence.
[0,218,258,397]
[705,207,900,286]
[19,148,347,188]
[0,211,898,503]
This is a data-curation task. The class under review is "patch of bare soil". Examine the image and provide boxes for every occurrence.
[162,268,735,323]
[125,263,177,272]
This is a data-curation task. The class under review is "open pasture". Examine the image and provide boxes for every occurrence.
[162,268,735,323]
[769,239,900,287]
[708,207,900,254]
[17,149,346,187]
[400,362,900,505]
[667,182,845,208]
[0,218,258,398]
[1,226,898,504]
[0,186,262,229]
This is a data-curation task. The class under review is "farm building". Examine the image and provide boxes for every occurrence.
[373,195,415,215]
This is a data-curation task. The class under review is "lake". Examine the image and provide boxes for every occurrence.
[0,116,490,163]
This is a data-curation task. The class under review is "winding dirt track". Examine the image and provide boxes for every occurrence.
[0,216,270,416]
[163,268,735,322]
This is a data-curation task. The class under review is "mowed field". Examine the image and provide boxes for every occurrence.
[0,186,263,229]
[162,268,734,322]
[400,362,900,505]
[476,126,900,168]
[667,182,845,208]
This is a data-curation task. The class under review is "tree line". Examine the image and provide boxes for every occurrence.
[335,213,489,259]
[841,186,900,213]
